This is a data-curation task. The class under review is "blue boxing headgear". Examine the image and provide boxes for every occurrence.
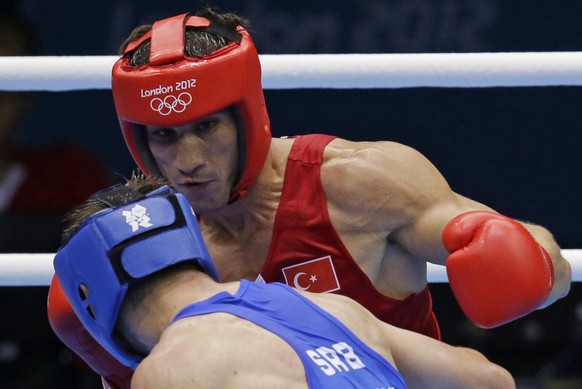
[54,184,219,369]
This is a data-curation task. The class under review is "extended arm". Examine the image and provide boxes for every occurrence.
[386,324,515,389]
[325,140,571,326]
[390,146,570,326]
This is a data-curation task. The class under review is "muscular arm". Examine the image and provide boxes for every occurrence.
[306,290,515,389]
[323,139,570,307]
[385,324,515,389]
[323,139,490,264]
[393,170,570,307]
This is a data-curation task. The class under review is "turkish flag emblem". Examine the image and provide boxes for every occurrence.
[281,256,340,293]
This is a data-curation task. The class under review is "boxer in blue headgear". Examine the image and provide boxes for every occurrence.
[52,175,514,388]
[54,177,219,368]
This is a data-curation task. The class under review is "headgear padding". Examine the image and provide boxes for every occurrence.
[112,13,271,202]
[54,185,219,368]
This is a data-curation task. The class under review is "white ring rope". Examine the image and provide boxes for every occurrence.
[0,250,580,286]
[2,52,582,91]
[1,53,580,286]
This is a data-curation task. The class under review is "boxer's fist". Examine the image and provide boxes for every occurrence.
[443,211,554,328]
[47,275,133,389]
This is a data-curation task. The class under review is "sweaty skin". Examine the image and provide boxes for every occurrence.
[120,273,515,389]
[147,113,571,308]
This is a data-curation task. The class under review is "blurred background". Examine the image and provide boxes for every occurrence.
[1,0,580,387]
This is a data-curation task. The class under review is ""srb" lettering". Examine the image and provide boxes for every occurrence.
[306,341,366,376]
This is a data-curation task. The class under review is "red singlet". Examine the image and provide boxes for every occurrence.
[259,134,441,339]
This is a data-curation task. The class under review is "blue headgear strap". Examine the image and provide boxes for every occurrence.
[54,185,219,368]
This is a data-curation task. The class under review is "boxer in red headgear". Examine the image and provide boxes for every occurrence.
[113,13,270,203]
[47,7,571,389]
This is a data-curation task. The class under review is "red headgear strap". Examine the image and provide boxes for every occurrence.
[112,13,271,202]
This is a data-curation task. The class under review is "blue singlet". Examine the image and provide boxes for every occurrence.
[173,280,407,389]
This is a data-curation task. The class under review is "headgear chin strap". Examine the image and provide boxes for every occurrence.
[54,185,219,368]
[112,13,271,202]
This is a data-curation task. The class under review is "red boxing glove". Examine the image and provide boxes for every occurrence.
[442,211,554,328]
[47,275,133,389]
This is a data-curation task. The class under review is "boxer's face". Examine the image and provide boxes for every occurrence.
[145,109,238,213]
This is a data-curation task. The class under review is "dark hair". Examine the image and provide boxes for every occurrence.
[61,172,168,245]
[118,7,250,65]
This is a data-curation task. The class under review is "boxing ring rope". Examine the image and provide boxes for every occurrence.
[1,251,581,286]
[0,52,581,286]
[2,51,582,91]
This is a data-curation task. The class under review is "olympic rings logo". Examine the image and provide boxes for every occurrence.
[150,92,193,116]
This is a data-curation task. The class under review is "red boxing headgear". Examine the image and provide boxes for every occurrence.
[112,13,271,202]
